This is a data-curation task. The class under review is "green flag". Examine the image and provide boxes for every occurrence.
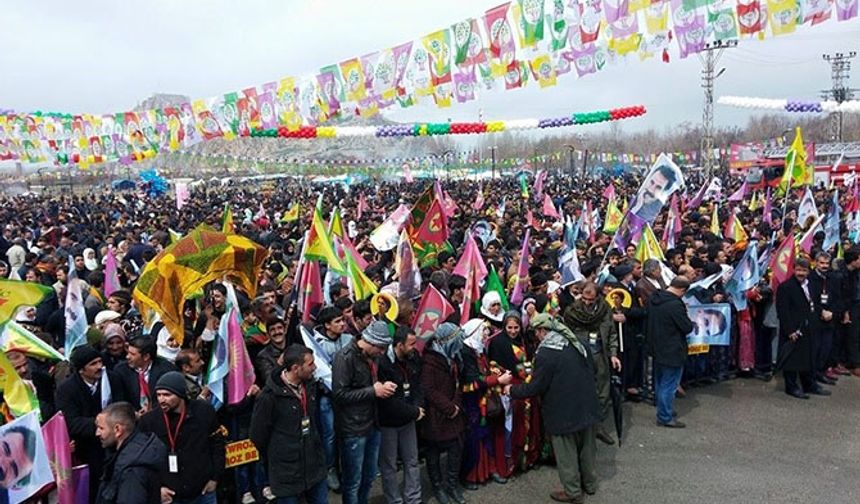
[476,265,510,312]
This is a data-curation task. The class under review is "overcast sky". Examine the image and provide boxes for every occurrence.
[2,0,859,135]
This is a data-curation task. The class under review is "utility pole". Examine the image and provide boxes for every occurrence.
[821,52,858,142]
[699,39,736,179]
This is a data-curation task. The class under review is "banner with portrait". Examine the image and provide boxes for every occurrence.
[0,411,54,504]
[612,153,684,249]
[686,303,732,355]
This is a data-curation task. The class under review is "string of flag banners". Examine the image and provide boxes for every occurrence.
[5,106,646,168]
[245,106,646,138]
[2,0,858,167]
[718,96,860,113]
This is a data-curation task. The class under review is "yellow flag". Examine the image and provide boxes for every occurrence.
[529,55,557,88]
[710,204,721,237]
[779,127,812,193]
[304,207,346,275]
[1,321,65,361]
[0,279,53,326]
[634,224,665,262]
[0,350,39,417]
[345,251,377,301]
[328,207,344,238]
[339,58,367,103]
[281,203,300,223]
[767,0,798,36]
[748,192,760,212]
[603,199,624,233]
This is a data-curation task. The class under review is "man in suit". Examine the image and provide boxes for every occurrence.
[56,345,124,499]
[635,259,666,307]
[114,336,176,416]
[776,258,832,399]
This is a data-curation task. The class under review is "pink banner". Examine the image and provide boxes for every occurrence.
[42,413,75,504]
[226,307,256,404]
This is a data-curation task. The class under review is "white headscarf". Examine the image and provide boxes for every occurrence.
[462,318,487,354]
[83,248,98,271]
[480,291,504,322]
[156,326,180,363]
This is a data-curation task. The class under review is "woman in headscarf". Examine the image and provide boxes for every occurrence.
[420,322,467,504]
[487,310,542,474]
[459,319,511,489]
[479,291,505,331]
[83,247,99,271]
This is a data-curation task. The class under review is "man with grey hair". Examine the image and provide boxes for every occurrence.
[95,402,166,504]
[635,258,666,306]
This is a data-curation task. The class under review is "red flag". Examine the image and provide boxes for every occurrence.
[453,233,487,324]
[737,0,763,35]
[226,307,256,405]
[415,198,449,245]
[526,209,537,230]
[412,284,455,342]
[769,235,796,291]
[42,412,75,504]
[542,193,560,219]
[299,260,324,323]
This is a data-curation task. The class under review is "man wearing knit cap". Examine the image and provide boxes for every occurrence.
[138,371,225,504]
[56,345,123,499]
[332,320,395,504]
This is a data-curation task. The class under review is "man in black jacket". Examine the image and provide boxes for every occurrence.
[138,372,225,504]
[95,402,166,504]
[646,277,694,428]
[378,326,424,504]
[777,259,832,399]
[505,313,601,504]
[808,252,839,385]
[254,318,287,386]
[332,320,396,504]
[114,336,176,416]
[56,345,123,500]
[250,344,327,504]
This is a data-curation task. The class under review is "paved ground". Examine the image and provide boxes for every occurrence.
[343,375,860,504]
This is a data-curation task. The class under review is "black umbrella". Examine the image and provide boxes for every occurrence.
[775,338,797,372]
[609,374,624,447]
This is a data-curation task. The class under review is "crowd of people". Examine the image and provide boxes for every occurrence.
[0,166,857,504]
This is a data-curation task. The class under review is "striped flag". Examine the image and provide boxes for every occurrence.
[226,305,256,405]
